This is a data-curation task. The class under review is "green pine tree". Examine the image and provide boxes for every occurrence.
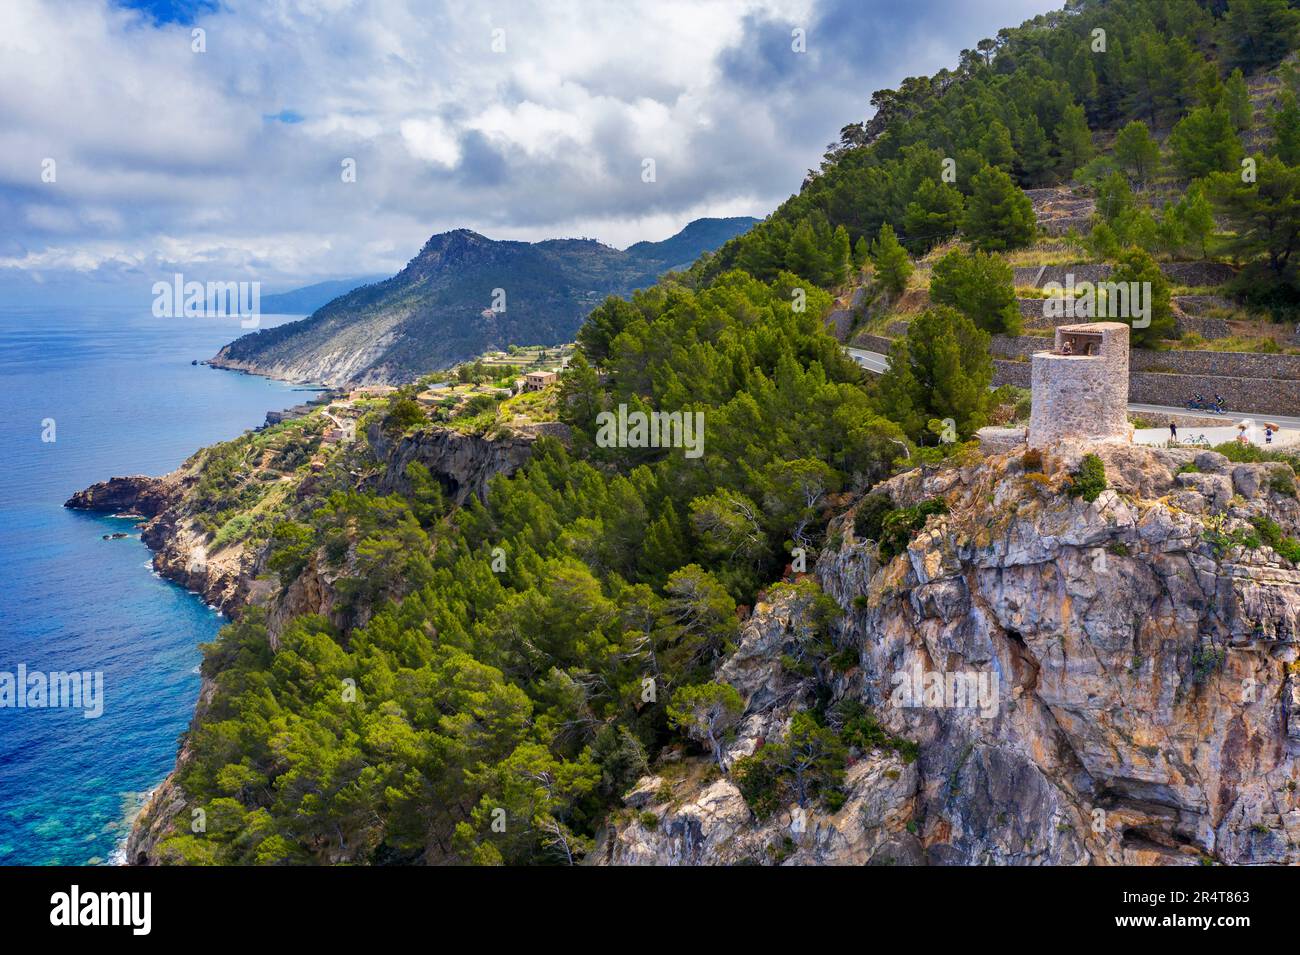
[929,248,1020,335]
[901,178,965,252]
[1053,103,1094,177]
[1209,154,1300,286]
[1224,68,1253,131]
[1176,180,1216,258]
[1114,120,1160,183]
[961,165,1036,252]
[852,235,870,269]
[979,119,1016,172]
[870,222,913,296]
[1224,0,1300,74]
[1273,90,1300,165]
[875,305,993,442]
[1169,105,1244,178]
[1110,247,1175,347]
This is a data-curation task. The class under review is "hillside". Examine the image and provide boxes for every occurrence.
[599,443,1300,865]
[210,217,758,386]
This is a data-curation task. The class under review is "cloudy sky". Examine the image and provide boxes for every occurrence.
[0,0,1050,302]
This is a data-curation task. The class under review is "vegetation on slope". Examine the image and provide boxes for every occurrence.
[156,0,1300,865]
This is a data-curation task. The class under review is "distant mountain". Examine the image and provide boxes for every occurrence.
[260,277,389,315]
[209,216,758,386]
[624,216,760,271]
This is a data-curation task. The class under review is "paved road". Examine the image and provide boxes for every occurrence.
[846,346,1300,428]
[1129,404,1300,430]
[846,346,889,374]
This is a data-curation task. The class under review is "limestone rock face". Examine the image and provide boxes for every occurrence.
[596,755,921,866]
[365,420,563,504]
[599,444,1300,865]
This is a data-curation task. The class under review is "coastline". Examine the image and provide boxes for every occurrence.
[63,358,322,863]
[66,473,236,865]
[71,362,555,863]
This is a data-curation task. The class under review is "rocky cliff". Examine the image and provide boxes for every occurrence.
[596,442,1300,865]
[67,466,253,617]
[365,419,566,505]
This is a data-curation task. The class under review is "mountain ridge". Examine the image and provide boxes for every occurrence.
[260,276,390,315]
[210,216,758,386]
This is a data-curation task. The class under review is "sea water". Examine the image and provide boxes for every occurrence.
[0,306,305,865]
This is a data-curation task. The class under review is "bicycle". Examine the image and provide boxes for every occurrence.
[1185,396,1227,415]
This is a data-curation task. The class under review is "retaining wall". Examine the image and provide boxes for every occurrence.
[1012,262,1238,289]
[993,360,1300,416]
[860,334,1300,416]
[990,336,1300,380]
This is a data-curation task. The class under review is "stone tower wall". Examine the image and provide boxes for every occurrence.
[1027,322,1130,449]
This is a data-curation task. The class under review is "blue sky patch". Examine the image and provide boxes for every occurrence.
[114,0,219,26]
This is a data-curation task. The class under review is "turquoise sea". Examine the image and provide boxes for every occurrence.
[0,306,305,865]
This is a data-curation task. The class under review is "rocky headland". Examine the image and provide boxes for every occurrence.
[596,443,1300,865]
[67,410,558,863]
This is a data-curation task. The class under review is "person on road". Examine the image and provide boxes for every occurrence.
[1169,421,1178,442]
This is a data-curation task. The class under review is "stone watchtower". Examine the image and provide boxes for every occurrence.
[1028,322,1130,449]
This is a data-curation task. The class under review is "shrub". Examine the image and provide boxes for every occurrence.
[1067,453,1107,502]
[1250,515,1300,564]
[383,396,426,433]
[213,513,253,548]
[1270,471,1297,498]
[1212,442,1300,472]
[1022,448,1043,472]
[266,520,315,585]
[853,492,894,542]
[732,712,847,817]
[833,700,918,763]
[456,393,499,419]
[878,498,949,561]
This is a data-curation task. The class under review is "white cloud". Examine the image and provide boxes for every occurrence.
[399,117,463,166]
[0,0,1051,292]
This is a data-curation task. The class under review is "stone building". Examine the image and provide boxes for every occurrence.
[523,370,557,392]
[1028,322,1130,449]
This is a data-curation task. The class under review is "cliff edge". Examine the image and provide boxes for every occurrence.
[596,442,1300,865]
